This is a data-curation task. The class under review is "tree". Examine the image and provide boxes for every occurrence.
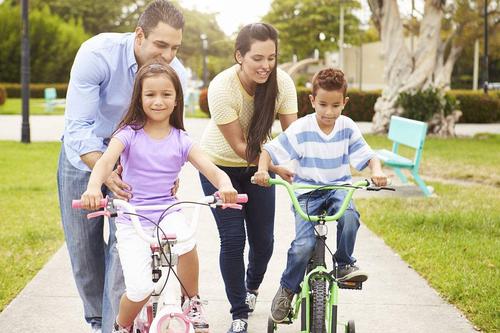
[264,0,362,61]
[0,3,89,82]
[367,0,499,135]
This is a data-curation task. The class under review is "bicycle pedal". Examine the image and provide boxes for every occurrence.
[338,281,363,290]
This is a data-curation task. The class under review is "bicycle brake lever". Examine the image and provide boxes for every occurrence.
[87,210,112,219]
[220,203,243,210]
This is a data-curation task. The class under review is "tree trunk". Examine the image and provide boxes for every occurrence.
[434,44,463,90]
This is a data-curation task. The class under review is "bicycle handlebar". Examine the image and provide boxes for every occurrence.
[251,177,393,222]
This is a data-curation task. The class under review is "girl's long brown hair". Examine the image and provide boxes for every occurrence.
[116,57,184,132]
[235,23,279,163]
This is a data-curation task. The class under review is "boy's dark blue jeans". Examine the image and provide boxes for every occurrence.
[280,189,361,294]
[199,166,275,320]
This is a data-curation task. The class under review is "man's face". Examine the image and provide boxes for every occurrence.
[135,22,183,67]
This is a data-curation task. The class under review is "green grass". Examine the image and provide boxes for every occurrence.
[364,134,500,185]
[357,182,500,332]
[0,141,64,311]
[0,98,65,115]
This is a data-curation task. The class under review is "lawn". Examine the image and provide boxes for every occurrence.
[0,98,65,115]
[0,135,499,331]
[0,142,63,311]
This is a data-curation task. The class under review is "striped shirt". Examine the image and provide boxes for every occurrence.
[264,114,374,187]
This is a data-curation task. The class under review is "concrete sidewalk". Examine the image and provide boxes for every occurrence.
[0,117,480,332]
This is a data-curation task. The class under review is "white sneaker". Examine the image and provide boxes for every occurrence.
[182,296,210,333]
[91,327,101,333]
[245,291,258,313]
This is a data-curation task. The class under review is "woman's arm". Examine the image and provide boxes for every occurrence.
[279,113,297,131]
[217,120,254,163]
[188,144,237,203]
[80,138,125,209]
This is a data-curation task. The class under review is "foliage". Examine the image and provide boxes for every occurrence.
[396,87,459,122]
[0,85,6,105]
[0,142,63,311]
[448,90,500,123]
[263,0,362,61]
[198,88,209,115]
[1,83,68,98]
[0,4,89,83]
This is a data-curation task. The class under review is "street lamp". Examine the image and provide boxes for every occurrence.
[483,0,489,93]
[200,34,208,88]
[21,0,30,143]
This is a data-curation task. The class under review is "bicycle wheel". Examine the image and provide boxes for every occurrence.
[310,278,327,333]
[267,316,276,333]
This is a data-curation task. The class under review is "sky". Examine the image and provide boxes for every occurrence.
[180,0,424,36]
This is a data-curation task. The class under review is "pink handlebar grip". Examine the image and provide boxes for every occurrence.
[237,194,248,203]
[72,198,108,209]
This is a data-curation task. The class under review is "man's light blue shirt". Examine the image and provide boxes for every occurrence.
[63,32,188,171]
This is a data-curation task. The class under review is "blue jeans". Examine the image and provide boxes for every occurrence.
[281,190,360,293]
[57,145,125,333]
[199,166,275,320]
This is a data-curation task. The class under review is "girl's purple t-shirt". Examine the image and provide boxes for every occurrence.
[113,125,194,225]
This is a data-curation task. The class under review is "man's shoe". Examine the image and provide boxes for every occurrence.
[227,318,248,333]
[270,285,294,323]
[182,296,210,333]
[245,290,258,313]
[336,264,368,282]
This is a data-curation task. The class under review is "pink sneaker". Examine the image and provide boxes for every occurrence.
[182,296,210,333]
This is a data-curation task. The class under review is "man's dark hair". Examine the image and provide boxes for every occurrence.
[137,0,184,37]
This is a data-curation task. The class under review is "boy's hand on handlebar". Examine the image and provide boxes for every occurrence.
[253,170,271,187]
[371,170,388,187]
[80,188,104,211]
[104,165,132,200]
[218,184,238,203]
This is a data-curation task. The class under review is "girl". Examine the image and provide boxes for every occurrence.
[79,59,238,333]
[198,23,298,333]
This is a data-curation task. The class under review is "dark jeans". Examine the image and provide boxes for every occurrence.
[199,166,275,320]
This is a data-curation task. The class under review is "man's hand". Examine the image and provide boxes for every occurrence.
[171,178,180,197]
[104,165,132,200]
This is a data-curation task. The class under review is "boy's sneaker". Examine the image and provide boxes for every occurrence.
[182,296,210,333]
[227,318,248,333]
[270,285,294,323]
[112,322,132,333]
[245,290,258,313]
[336,264,368,282]
[90,327,102,333]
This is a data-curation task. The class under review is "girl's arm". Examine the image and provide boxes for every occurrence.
[80,138,125,210]
[188,144,237,203]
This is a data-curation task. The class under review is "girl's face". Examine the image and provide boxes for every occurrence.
[309,88,349,132]
[236,39,276,86]
[141,74,177,125]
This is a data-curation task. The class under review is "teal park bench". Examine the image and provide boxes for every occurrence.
[44,87,65,112]
[375,116,432,196]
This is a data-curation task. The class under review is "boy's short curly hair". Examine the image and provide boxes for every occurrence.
[311,68,347,97]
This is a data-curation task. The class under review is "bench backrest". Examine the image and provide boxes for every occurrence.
[388,116,427,149]
[44,87,57,100]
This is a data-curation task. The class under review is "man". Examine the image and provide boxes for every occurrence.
[57,1,207,332]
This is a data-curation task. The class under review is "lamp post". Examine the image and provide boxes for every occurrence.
[21,0,30,143]
[200,34,208,88]
[483,0,489,93]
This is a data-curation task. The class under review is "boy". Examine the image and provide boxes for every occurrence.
[253,68,387,323]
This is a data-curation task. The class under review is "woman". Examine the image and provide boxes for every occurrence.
[199,23,298,333]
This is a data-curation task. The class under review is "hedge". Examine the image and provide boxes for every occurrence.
[0,85,6,105]
[0,83,68,99]
[448,90,500,123]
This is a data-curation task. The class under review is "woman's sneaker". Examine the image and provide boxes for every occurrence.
[227,318,248,333]
[182,296,210,333]
[245,290,258,313]
[270,285,294,322]
[336,264,368,282]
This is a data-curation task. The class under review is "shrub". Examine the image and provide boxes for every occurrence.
[448,90,500,123]
[396,87,459,122]
[0,83,68,98]
[0,85,6,105]
[198,88,209,115]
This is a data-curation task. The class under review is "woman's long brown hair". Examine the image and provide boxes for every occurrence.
[235,23,279,163]
[116,57,184,132]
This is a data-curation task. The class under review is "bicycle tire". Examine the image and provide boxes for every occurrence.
[267,316,276,333]
[310,278,327,333]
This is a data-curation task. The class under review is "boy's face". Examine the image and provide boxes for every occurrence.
[309,88,348,131]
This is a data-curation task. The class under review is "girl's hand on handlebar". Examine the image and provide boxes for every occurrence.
[253,170,271,187]
[80,187,104,211]
[218,184,238,203]
[371,170,388,187]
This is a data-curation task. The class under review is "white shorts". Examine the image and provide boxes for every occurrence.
[115,211,196,302]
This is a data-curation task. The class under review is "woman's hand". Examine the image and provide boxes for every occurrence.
[104,165,132,200]
[253,170,271,187]
[80,187,104,211]
[273,165,294,183]
[218,184,238,203]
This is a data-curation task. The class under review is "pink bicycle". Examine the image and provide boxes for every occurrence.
[73,193,248,333]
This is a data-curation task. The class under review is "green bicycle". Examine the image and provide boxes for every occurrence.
[255,177,394,333]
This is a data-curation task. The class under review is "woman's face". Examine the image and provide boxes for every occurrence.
[237,39,276,85]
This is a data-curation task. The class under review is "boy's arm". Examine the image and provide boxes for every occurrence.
[368,157,388,186]
[188,144,237,203]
